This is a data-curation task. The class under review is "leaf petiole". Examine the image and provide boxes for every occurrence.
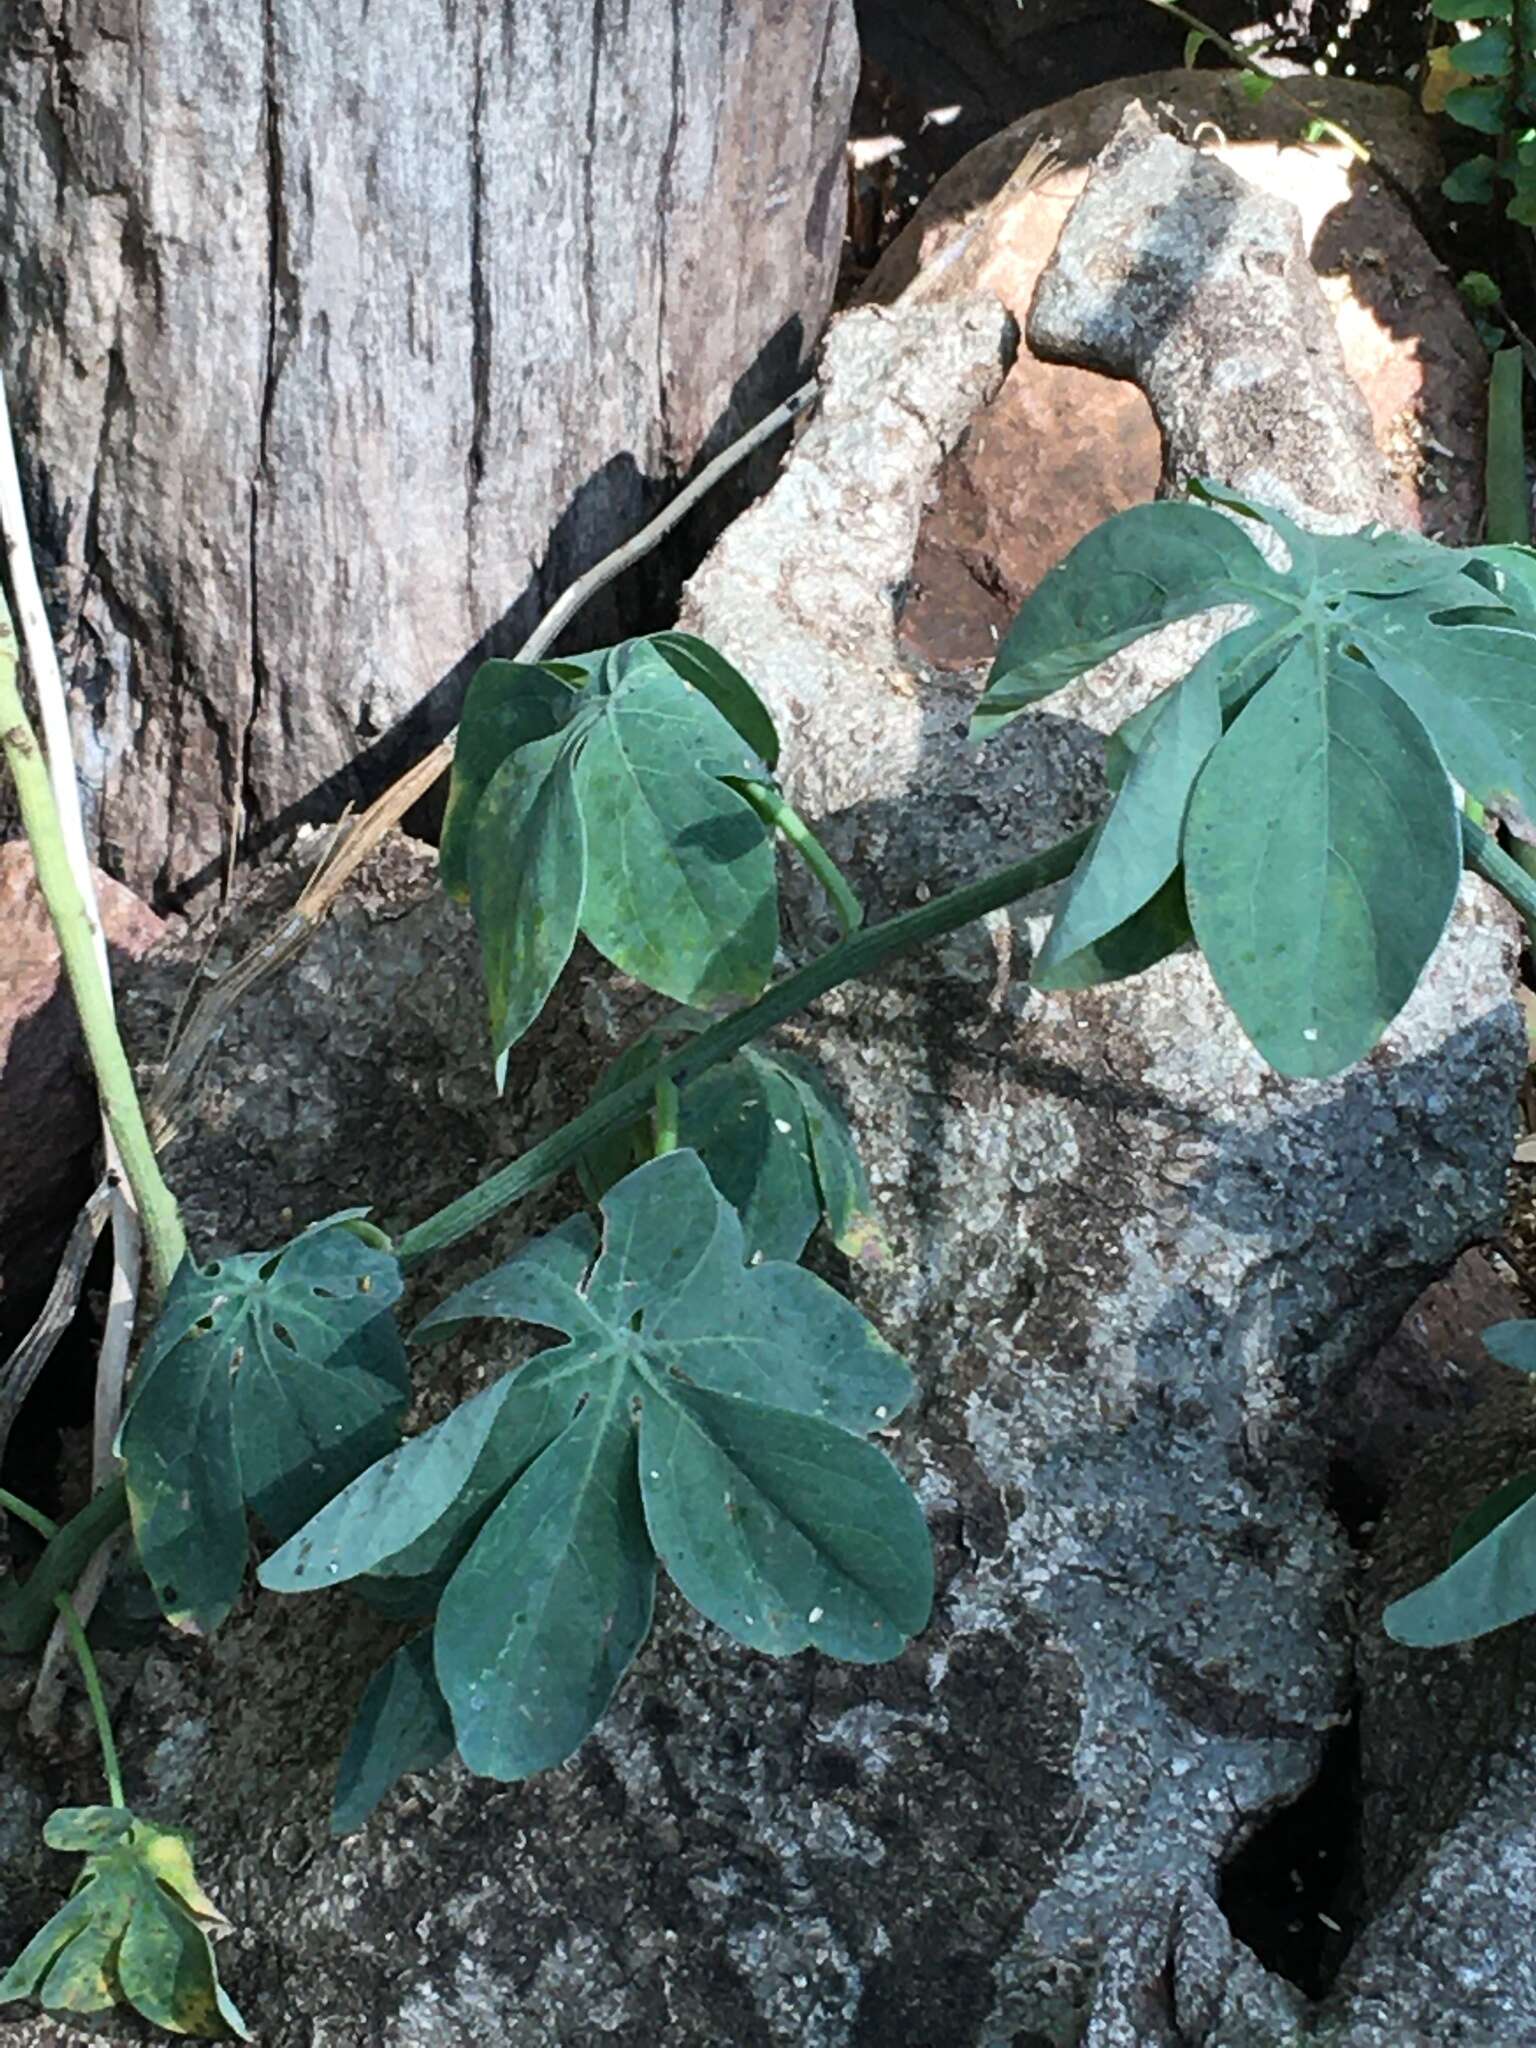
[53,1594,125,1808]
[730,779,864,936]
[652,1074,680,1156]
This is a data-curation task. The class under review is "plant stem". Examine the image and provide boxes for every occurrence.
[0,597,186,1297]
[653,1074,680,1156]
[0,1486,60,1541]
[733,779,864,935]
[0,1477,129,1656]
[53,1594,125,1807]
[396,824,1096,1263]
[1462,813,1536,927]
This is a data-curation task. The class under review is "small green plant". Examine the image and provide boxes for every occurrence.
[1434,0,1536,228]
[10,484,1536,2031]
[0,1489,245,2038]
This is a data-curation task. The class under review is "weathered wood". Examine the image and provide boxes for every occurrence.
[0,0,855,901]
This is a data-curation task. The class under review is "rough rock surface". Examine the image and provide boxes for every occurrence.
[865,75,1485,671]
[1,116,1528,2048]
[0,0,855,905]
[0,841,164,1305]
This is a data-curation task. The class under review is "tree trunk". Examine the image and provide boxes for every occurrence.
[0,0,856,904]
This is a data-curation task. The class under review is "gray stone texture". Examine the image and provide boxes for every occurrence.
[2,101,1529,2048]
[0,0,856,903]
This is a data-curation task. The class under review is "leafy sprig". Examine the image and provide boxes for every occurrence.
[1,1809,248,2040]
[972,489,1536,1075]
[259,1152,931,1819]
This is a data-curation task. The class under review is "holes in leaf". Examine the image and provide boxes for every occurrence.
[272,1322,298,1355]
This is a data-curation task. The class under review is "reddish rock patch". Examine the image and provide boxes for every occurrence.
[865,74,1487,673]
[0,842,165,1304]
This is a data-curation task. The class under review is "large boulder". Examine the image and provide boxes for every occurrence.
[0,0,856,905]
[1,105,1526,2047]
[862,71,1486,670]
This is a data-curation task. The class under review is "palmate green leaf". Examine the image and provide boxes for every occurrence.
[578,1027,883,1265]
[330,1634,456,1836]
[1454,23,1516,73]
[1184,640,1461,1077]
[451,638,781,1066]
[970,500,1282,736]
[982,484,1536,1074]
[1443,153,1502,205]
[265,1153,928,1785]
[120,1220,405,1634]
[1,1809,248,2039]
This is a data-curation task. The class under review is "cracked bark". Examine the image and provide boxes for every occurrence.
[0,0,856,903]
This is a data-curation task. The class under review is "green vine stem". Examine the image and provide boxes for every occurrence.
[0,595,186,1297]
[652,1074,681,1157]
[396,825,1096,1263]
[54,1593,125,1807]
[0,1486,124,1802]
[0,1485,59,1542]
[731,778,864,935]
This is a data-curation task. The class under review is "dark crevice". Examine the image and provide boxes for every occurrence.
[1217,1711,1364,1998]
[242,0,294,876]
[652,2,684,468]
[581,0,606,359]
[467,13,491,495]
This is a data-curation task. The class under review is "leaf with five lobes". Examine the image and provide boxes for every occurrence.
[469,727,589,1080]
[1184,639,1462,1078]
[120,1222,405,1633]
[435,1379,654,1780]
[638,1381,933,1660]
[1034,646,1223,988]
[649,630,781,769]
[331,1634,456,1836]
[970,500,1281,735]
[573,664,777,1006]
[1,1809,249,2039]
[267,1153,926,1783]
[1384,1480,1536,1646]
[1356,620,1536,833]
[439,661,583,901]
